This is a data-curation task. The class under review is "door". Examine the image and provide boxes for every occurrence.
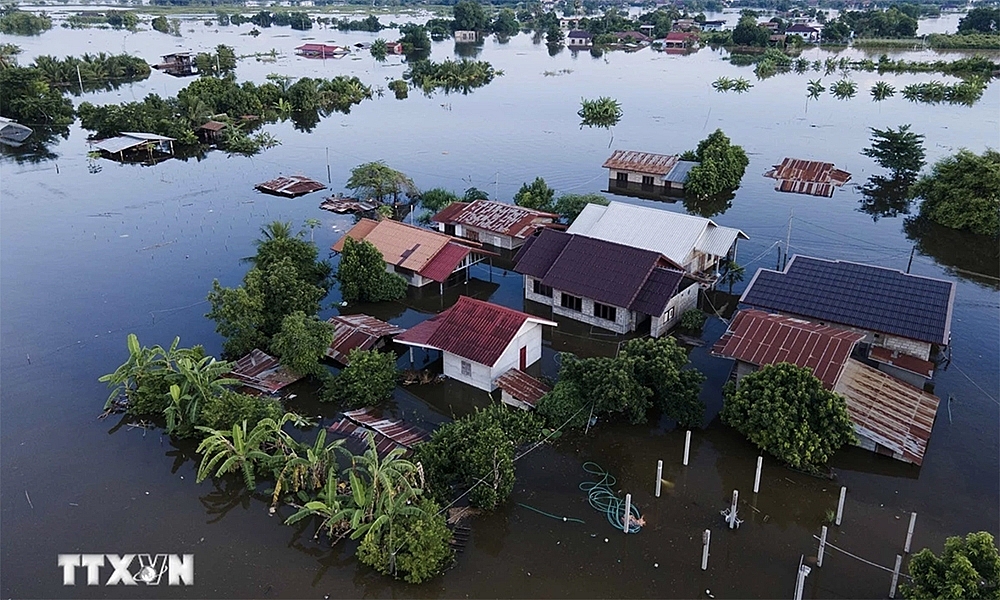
[519,346,527,370]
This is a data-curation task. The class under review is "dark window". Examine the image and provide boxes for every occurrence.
[593,302,617,322]
[641,175,655,191]
[444,224,455,235]
[616,172,628,188]
[532,279,553,298]
[664,306,675,323]
[460,360,472,376]
[560,293,582,312]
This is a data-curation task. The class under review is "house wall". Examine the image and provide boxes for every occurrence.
[442,352,493,391]
[490,321,544,382]
[876,363,929,390]
[881,334,932,362]
[524,277,634,334]
[388,263,433,288]
[651,284,699,337]
[607,175,673,198]
[501,390,533,410]
[568,37,592,47]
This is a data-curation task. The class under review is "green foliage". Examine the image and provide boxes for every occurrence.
[388,79,408,99]
[578,96,622,129]
[404,59,501,95]
[194,45,237,77]
[732,15,769,46]
[619,336,706,429]
[902,531,1000,600]
[719,259,745,293]
[492,8,520,37]
[685,129,750,198]
[249,221,332,291]
[31,53,151,93]
[0,66,74,130]
[912,149,1000,238]
[270,312,334,378]
[420,188,459,213]
[862,124,925,178]
[336,237,408,304]
[514,177,555,211]
[357,498,453,583]
[829,7,917,39]
[331,15,383,32]
[324,349,397,408]
[554,193,608,223]
[220,127,279,155]
[463,187,489,201]
[901,79,987,106]
[151,15,169,33]
[370,38,388,62]
[0,8,52,35]
[346,161,417,204]
[414,404,542,510]
[806,79,826,100]
[870,81,896,102]
[679,309,707,332]
[199,390,282,432]
[452,0,489,31]
[831,78,858,99]
[195,415,297,489]
[399,23,432,55]
[958,7,999,35]
[721,363,856,472]
[546,24,564,45]
[927,33,1000,50]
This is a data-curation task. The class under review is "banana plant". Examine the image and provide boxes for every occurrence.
[870,81,895,102]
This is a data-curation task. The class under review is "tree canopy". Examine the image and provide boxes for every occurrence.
[903,531,1000,600]
[323,348,398,408]
[420,188,459,213]
[452,0,489,32]
[345,161,417,204]
[514,177,556,211]
[270,312,334,377]
[0,66,74,130]
[553,193,608,223]
[578,96,623,129]
[958,7,999,34]
[721,363,856,472]
[861,124,926,179]
[336,237,408,303]
[911,149,1000,237]
[684,129,750,199]
[732,15,769,46]
[0,7,52,35]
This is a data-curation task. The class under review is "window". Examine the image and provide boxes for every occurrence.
[560,293,582,312]
[664,306,675,323]
[641,175,655,191]
[593,302,617,322]
[444,224,456,235]
[460,360,472,376]
[466,229,479,242]
[532,279,553,298]
[616,172,628,188]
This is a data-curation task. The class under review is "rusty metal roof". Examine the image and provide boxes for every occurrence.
[835,359,940,466]
[326,314,406,365]
[496,369,551,407]
[431,200,558,239]
[711,309,865,389]
[418,242,472,283]
[344,407,430,448]
[255,175,327,198]
[327,419,404,458]
[395,296,556,367]
[763,158,852,198]
[229,349,303,394]
[602,150,679,176]
[868,346,935,379]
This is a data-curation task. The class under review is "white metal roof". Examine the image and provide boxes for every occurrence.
[91,132,175,154]
[567,201,748,267]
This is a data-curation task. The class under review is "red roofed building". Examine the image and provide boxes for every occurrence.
[394,296,557,391]
[296,44,349,58]
[431,199,559,249]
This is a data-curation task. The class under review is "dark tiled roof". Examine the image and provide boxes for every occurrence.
[740,256,956,345]
[631,268,685,316]
[512,228,572,279]
[540,235,662,310]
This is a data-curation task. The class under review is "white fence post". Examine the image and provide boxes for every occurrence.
[683,430,691,466]
[753,456,763,494]
[835,486,847,526]
[889,554,902,598]
[904,512,917,553]
[701,529,711,570]
[655,460,663,497]
[818,526,828,567]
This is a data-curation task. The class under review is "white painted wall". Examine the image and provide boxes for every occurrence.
[490,321,544,382]
[442,352,493,392]
[651,283,698,337]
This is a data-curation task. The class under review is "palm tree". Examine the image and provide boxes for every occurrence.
[303,218,321,243]
[807,79,825,101]
[720,259,746,294]
[349,432,421,524]
[870,81,896,102]
[284,466,353,539]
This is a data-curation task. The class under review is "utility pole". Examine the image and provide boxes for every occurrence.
[783,209,793,270]
[77,64,84,94]
[906,246,915,273]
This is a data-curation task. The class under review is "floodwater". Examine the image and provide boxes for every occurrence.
[1,12,998,599]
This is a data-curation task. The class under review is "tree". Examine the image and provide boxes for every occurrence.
[324,349,397,408]
[370,38,388,62]
[903,531,1000,599]
[270,312,334,377]
[732,16,769,46]
[345,161,417,205]
[545,24,564,45]
[858,174,915,221]
[721,363,856,473]
[205,281,268,358]
[399,24,432,56]
[958,7,999,34]
[151,15,169,34]
[420,188,459,213]
[578,96,623,129]
[620,336,706,429]
[911,149,1000,237]
[492,8,520,37]
[357,498,453,583]
[0,8,52,35]
[822,20,850,42]
[554,193,608,223]
[336,237,407,303]
[200,389,282,431]
[271,429,345,511]
[452,0,489,32]
[463,187,489,201]
[513,177,555,211]
[719,259,745,293]
[685,129,750,198]
[0,66,74,130]
[195,415,299,489]
[861,125,925,179]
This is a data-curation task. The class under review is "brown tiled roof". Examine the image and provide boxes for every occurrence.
[496,369,551,407]
[431,200,558,239]
[711,309,864,389]
[835,359,940,466]
[868,346,935,379]
[395,296,554,366]
[229,349,303,394]
[763,158,852,198]
[326,314,406,365]
[602,150,679,175]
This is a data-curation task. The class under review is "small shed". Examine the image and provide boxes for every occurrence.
[327,407,430,458]
[326,314,406,365]
[229,349,303,395]
[454,30,478,43]
[90,132,175,163]
[319,195,376,214]
[196,120,227,143]
[496,369,551,410]
[764,158,852,197]
[255,175,327,198]
[0,117,33,147]
[155,53,195,77]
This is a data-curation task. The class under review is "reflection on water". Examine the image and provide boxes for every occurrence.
[857,174,915,221]
[904,216,1000,289]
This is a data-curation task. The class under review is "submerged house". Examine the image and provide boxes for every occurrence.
[496,369,551,411]
[785,23,821,42]
[255,175,326,198]
[740,255,956,388]
[296,43,349,58]
[567,30,594,48]
[430,200,559,249]
[229,349,303,395]
[90,132,175,163]
[603,150,699,196]
[712,309,941,466]
[454,30,478,42]
[514,228,698,337]
[326,314,406,365]
[567,201,748,282]
[0,117,32,147]
[764,158,852,198]
[394,296,557,392]
[155,53,195,77]
[332,219,495,291]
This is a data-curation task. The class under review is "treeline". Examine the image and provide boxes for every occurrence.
[64,10,139,31]
[403,59,501,95]
[824,5,998,43]
[30,53,151,94]
[0,7,52,35]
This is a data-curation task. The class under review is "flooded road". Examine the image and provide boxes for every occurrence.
[1,12,998,598]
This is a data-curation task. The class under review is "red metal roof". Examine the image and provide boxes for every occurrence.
[395,296,552,366]
[431,200,558,239]
[418,242,472,283]
[868,346,935,379]
[255,175,327,198]
[664,31,698,41]
[326,314,406,365]
[764,158,852,198]
[711,309,865,389]
[496,369,551,407]
[327,408,431,458]
[602,150,678,175]
[229,349,303,394]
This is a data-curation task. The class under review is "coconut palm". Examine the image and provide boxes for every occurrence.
[733,78,752,93]
[831,78,858,100]
[806,79,825,101]
[712,76,734,92]
[720,259,746,294]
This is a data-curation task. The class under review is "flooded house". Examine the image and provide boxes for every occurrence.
[764,157,852,198]
[154,52,195,77]
[567,201,748,282]
[332,218,495,292]
[295,43,349,58]
[712,309,941,466]
[740,255,956,389]
[567,30,594,48]
[325,314,406,365]
[229,349,303,395]
[785,23,821,42]
[659,31,699,48]
[430,199,559,249]
[603,149,699,196]
[496,368,551,411]
[394,296,557,392]
[454,30,478,43]
[90,132,175,163]
[255,175,326,198]
[513,228,699,337]
[0,117,33,147]
[195,120,227,144]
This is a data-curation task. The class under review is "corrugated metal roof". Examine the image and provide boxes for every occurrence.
[255,175,327,198]
[567,202,748,268]
[395,296,555,366]
[835,359,940,465]
[868,346,935,379]
[92,132,175,154]
[711,309,864,389]
[764,158,852,198]
[496,369,551,407]
[326,314,406,365]
[229,349,303,394]
[662,160,698,183]
[418,242,471,282]
[740,255,956,345]
[602,150,679,175]
[343,408,430,448]
[431,200,557,239]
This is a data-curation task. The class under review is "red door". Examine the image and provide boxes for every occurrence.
[519,346,527,370]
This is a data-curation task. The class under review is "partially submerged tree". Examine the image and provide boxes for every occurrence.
[903,531,1000,600]
[721,363,856,473]
[420,188,460,213]
[683,129,750,199]
[578,96,623,129]
[513,177,555,211]
[910,149,1000,237]
[345,161,418,205]
[270,311,334,377]
[336,237,407,303]
[861,124,926,179]
[323,348,397,408]
[554,193,609,223]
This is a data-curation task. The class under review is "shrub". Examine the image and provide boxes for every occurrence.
[680,309,707,332]
[199,390,282,431]
[323,349,397,407]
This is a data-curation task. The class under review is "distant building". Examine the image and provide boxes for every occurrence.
[395,296,557,392]
[90,132,175,163]
[661,31,699,48]
[672,18,696,31]
[701,19,727,31]
[454,30,478,43]
[559,17,580,30]
[154,52,195,77]
[785,23,821,42]
[431,199,559,249]
[567,29,593,48]
[296,43,349,58]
